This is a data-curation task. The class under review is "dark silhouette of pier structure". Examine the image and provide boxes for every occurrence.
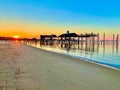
[58,31,78,49]
[39,31,100,52]
[40,34,57,45]
[78,32,99,52]
[0,31,119,54]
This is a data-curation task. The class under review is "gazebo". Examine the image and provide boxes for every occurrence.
[58,30,78,48]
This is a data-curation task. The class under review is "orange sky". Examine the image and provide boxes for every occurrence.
[0,19,119,39]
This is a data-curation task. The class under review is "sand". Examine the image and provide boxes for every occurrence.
[0,42,120,90]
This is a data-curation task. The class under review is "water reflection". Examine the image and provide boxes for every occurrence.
[112,41,115,55]
[27,40,120,69]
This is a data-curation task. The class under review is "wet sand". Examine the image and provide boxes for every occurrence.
[0,42,120,90]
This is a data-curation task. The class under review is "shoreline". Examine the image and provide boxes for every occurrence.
[27,44,120,71]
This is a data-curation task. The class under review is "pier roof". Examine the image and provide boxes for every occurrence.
[40,34,57,38]
[59,33,78,37]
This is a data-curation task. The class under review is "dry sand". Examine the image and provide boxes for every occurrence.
[0,42,120,90]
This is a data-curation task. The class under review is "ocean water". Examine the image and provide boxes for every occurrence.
[28,41,120,69]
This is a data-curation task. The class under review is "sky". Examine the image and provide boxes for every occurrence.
[0,0,120,38]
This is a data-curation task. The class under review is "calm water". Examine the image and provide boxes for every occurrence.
[28,41,120,69]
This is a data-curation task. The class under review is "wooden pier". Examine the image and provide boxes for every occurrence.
[0,31,119,53]
[39,31,100,52]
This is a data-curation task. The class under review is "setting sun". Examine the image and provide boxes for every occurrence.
[13,35,19,39]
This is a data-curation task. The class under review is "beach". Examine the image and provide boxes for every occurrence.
[0,42,120,90]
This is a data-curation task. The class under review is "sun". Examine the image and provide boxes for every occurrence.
[13,35,19,39]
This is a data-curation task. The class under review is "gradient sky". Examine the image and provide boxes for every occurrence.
[0,0,120,38]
